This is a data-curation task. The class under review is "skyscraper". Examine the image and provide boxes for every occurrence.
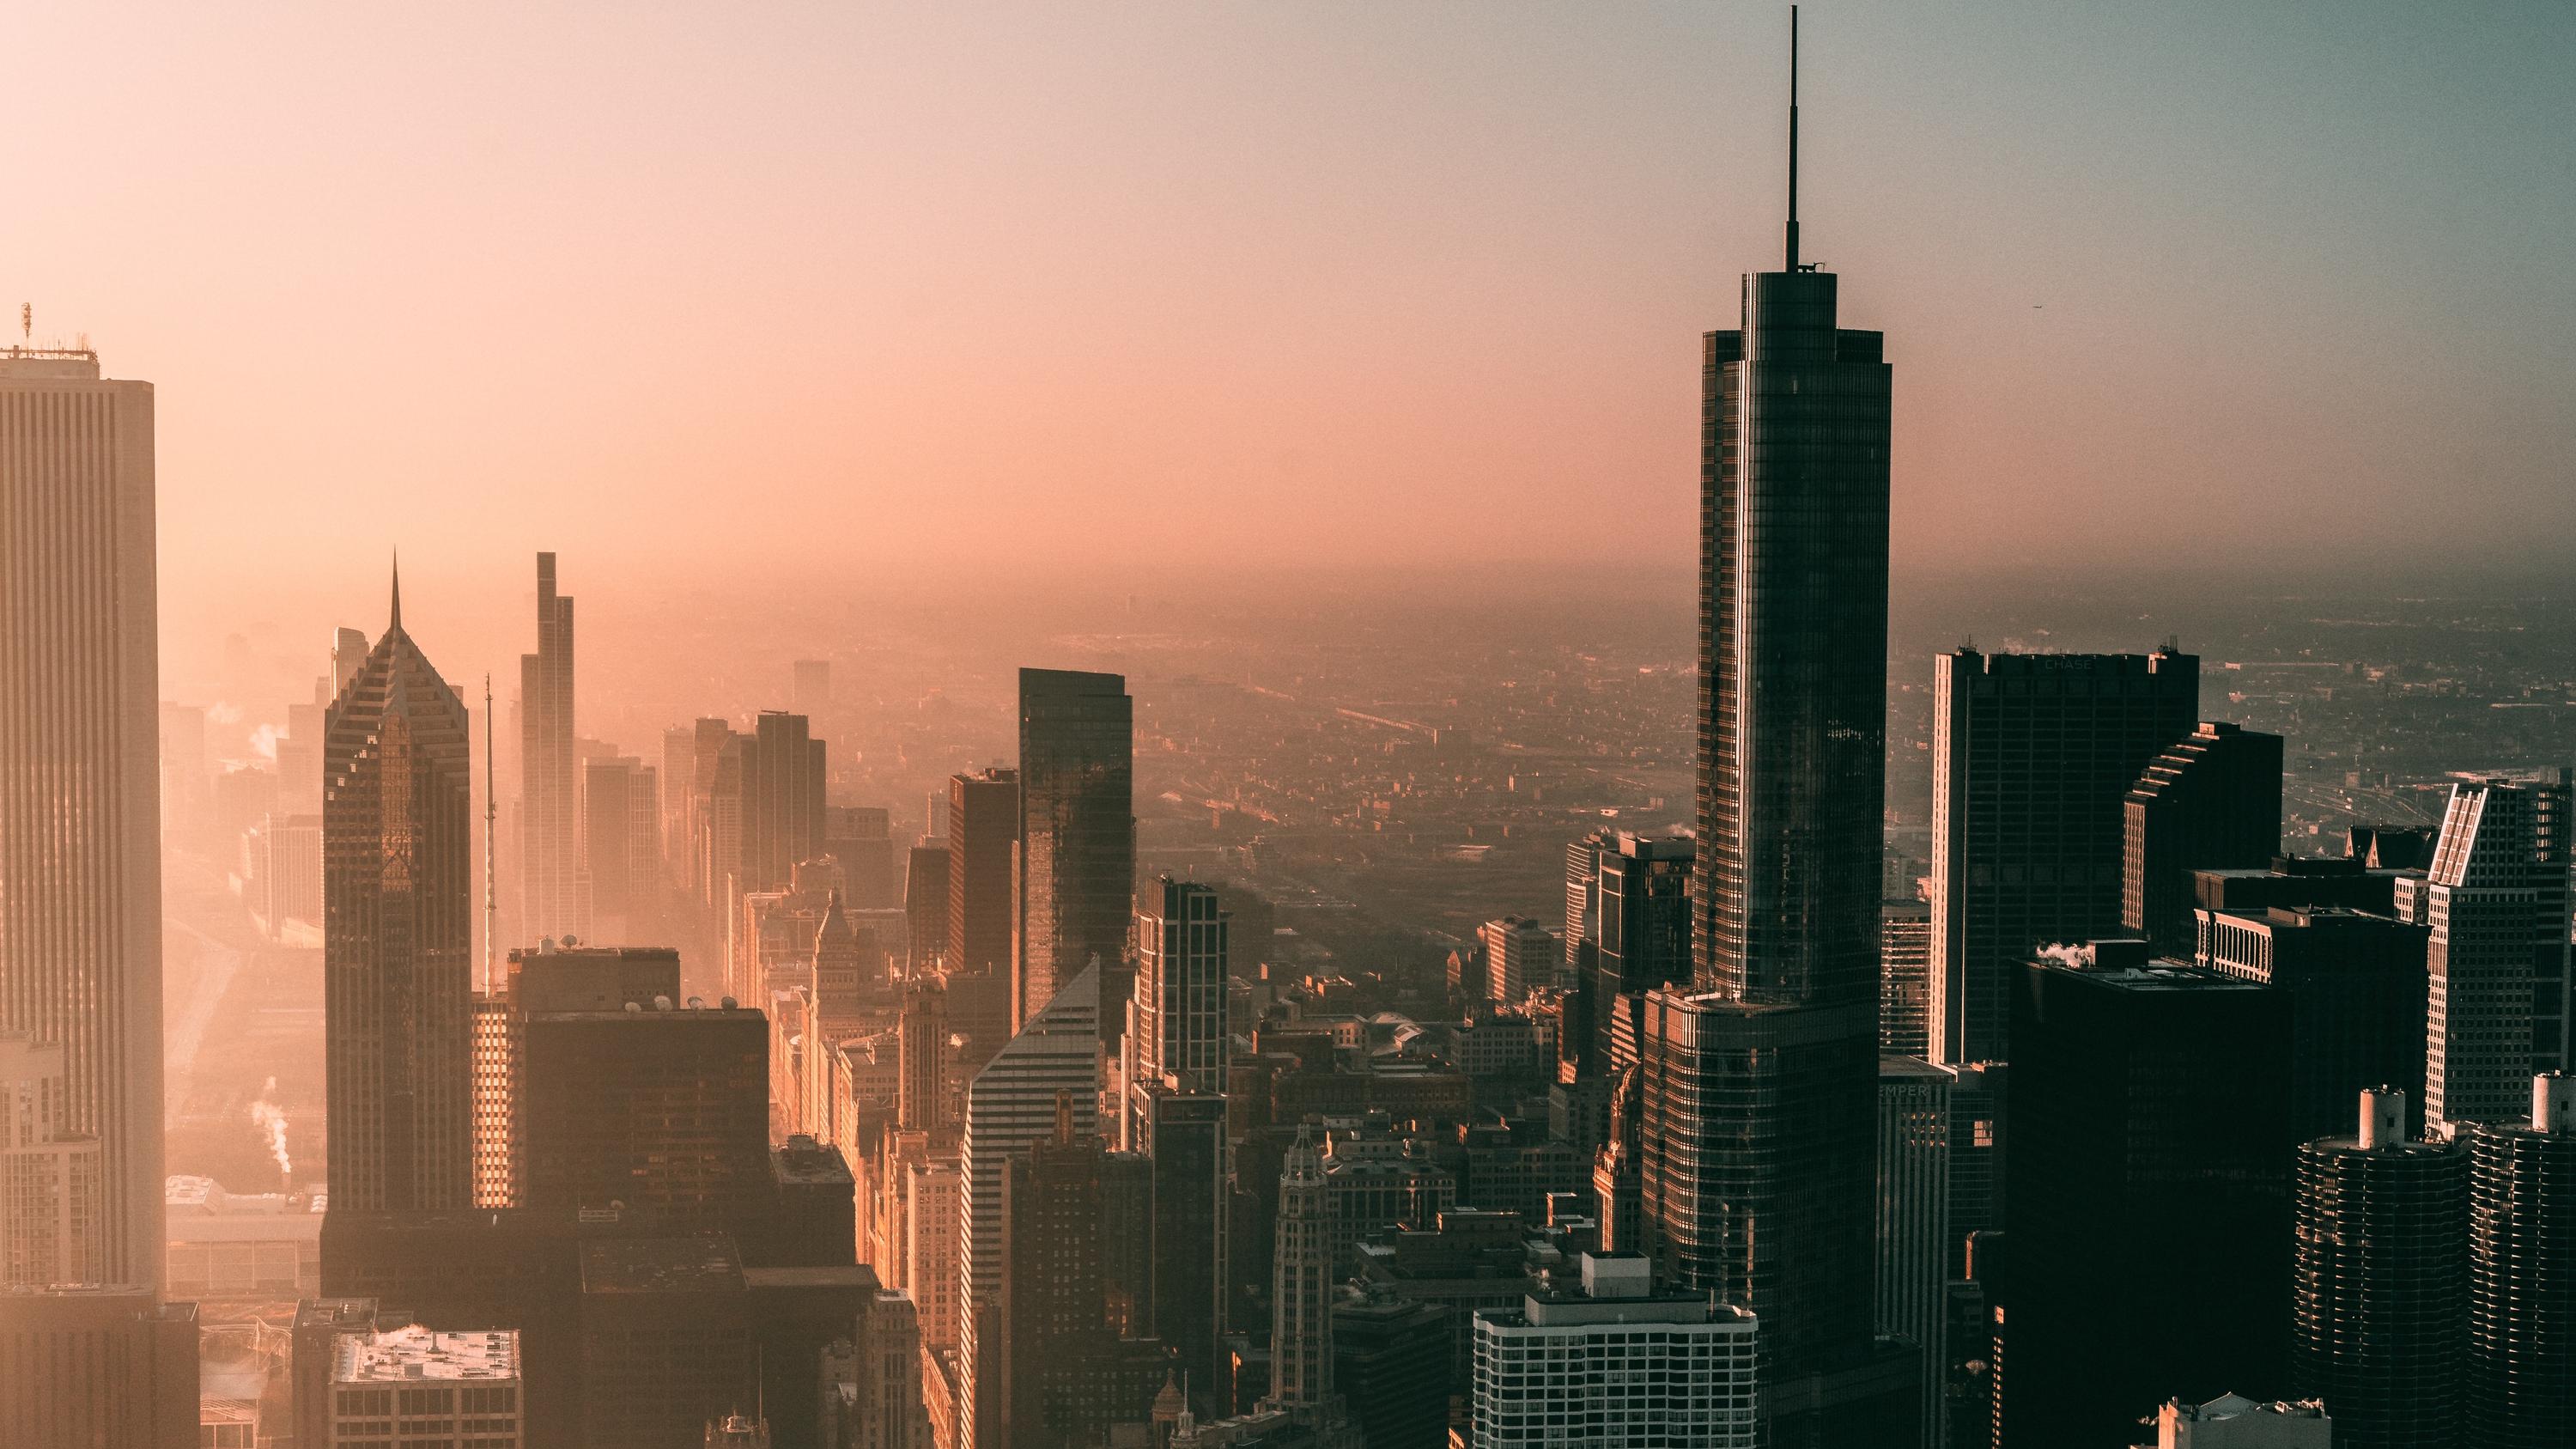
[905,841,952,972]
[1476,916,1558,1007]
[1876,1055,1950,1449]
[1144,1090,1230,1414]
[2465,1073,2576,1447]
[2198,904,2430,1142]
[1468,1254,1759,1449]
[1,1033,103,1286]
[2121,721,2283,953]
[1644,19,1905,1439]
[323,573,475,1215]
[1591,833,1692,1068]
[1929,647,2199,1063]
[581,754,660,943]
[2399,776,2575,1134]
[1127,878,1230,1145]
[742,711,829,894]
[519,551,581,945]
[1879,899,1932,1056]
[1016,669,1134,1034]
[2289,1087,2467,1449]
[998,1094,1109,1449]
[0,344,164,1287]
[1268,1128,1333,1412]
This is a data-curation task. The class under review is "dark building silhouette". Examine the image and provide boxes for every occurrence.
[1332,1288,1451,1449]
[1589,833,1691,1075]
[0,1287,197,1449]
[2199,904,2431,1141]
[1880,898,1932,1056]
[2291,1087,2467,1449]
[580,755,659,941]
[1145,1089,1230,1415]
[1997,941,2292,1448]
[519,1002,770,1224]
[2466,1074,2576,1448]
[519,551,582,945]
[1649,25,1912,1440]
[2191,853,2406,921]
[578,1237,758,1449]
[2123,721,2283,952]
[947,768,1019,1068]
[740,711,827,895]
[999,1096,1110,1449]
[1017,668,1134,1034]
[2348,825,2435,872]
[1929,647,2199,1064]
[824,803,897,910]
[905,841,951,971]
[325,572,476,1217]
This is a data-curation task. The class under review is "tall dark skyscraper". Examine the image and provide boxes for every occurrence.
[1590,832,1692,1073]
[1017,668,1133,1032]
[2121,720,2283,953]
[324,571,476,1214]
[1644,18,1907,1441]
[1929,647,2199,1064]
[0,346,165,1288]
[947,767,1019,1068]
[2466,1073,2576,1447]
[742,710,828,894]
[519,551,581,945]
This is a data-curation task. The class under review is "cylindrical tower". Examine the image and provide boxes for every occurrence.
[2290,1087,2468,1448]
[2468,1073,2576,1447]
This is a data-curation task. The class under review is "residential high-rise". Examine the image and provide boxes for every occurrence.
[1126,878,1230,1145]
[2198,904,2430,1142]
[1929,647,2199,1064]
[1876,1055,1950,1449]
[957,965,1099,1449]
[1648,27,1908,1439]
[2465,1073,2576,1447]
[947,768,1019,1067]
[1,1033,103,1286]
[2397,776,2575,1134]
[1997,942,2292,1448]
[1268,1128,1334,1411]
[1880,899,1932,1056]
[1016,669,1133,1033]
[1476,916,1558,1007]
[1467,1253,1759,1449]
[0,345,164,1288]
[2122,721,2284,953]
[2289,1087,2467,1449]
[324,574,475,1216]
[519,551,581,946]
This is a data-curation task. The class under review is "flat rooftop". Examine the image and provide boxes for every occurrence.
[333,1325,519,1383]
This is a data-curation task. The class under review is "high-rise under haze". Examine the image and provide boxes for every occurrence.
[1643,21,1905,1438]
[519,551,581,946]
[1016,668,1134,1032]
[0,346,164,1288]
[323,573,476,1214]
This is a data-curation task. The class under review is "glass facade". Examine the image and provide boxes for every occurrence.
[1016,669,1134,1033]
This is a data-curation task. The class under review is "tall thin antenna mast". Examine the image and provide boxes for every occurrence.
[1786,5,1801,271]
[483,673,497,994]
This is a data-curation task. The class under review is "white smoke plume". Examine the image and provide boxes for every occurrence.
[2034,941,2095,970]
[248,1077,293,1181]
[249,723,283,760]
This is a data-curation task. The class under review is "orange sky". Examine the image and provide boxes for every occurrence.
[9,2,2573,662]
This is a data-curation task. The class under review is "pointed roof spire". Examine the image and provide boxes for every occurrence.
[1786,4,1801,272]
[388,551,404,632]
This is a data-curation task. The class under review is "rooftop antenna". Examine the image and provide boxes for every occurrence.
[483,673,497,994]
[1785,5,1801,272]
[19,304,27,343]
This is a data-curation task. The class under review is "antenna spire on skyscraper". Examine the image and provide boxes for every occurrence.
[1786,5,1801,272]
[388,551,403,630]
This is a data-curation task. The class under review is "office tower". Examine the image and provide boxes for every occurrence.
[660,725,696,887]
[579,1239,759,1449]
[582,755,660,942]
[1880,899,1932,1056]
[1332,1288,1451,1449]
[519,551,581,945]
[519,1000,769,1223]
[1,1033,103,1285]
[2289,1087,2467,1449]
[826,804,898,910]
[1877,1055,1949,1449]
[1589,833,1692,1070]
[958,965,1099,1449]
[2199,904,2430,1141]
[2399,776,2575,1133]
[1467,1253,1759,1449]
[1477,916,1558,1007]
[1641,32,1910,1441]
[1999,942,2292,1447]
[680,717,734,901]
[1145,1090,1230,1409]
[1937,1061,2005,1277]
[1016,669,1134,1032]
[0,1286,199,1449]
[324,575,475,1215]
[946,768,1019,1066]
[331,626,370,695]
[2466,1074,2576,1447]
[899,976,954,1138]
[794,659,832,715]
[1929,647,2198,1063]
[0,345,163,1288]
[1564,830,1610,978]
[999,1096,1109,1449]
[744,711,829,892]
[905,1154,963,1355]
[1268,1128,1333,1410]
[1591,1067,1643,1253]
[2122,721,2284,951]
[905,843,951,971]
[325,1326,522,1448]
[1127,878,1230,1143]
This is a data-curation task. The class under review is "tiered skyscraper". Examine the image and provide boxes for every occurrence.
[0,345,164,1288]
[1125,877,1230,1146]
[1640,16,1909,1440]
[1016,669,1133,1032]
[323,571,476,1214]
[519,551,582,944]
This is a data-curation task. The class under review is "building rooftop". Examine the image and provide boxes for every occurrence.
[2030,942,2270,993]
[579,1236,746,1294]
[332,1325,519,1383]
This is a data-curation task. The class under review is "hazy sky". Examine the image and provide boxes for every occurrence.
[11,2,2573,659]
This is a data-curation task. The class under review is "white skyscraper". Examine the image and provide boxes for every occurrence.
[1470,1253,1759,1449]
[0,344,164,1289]
[957,964,1098,1449]
[2398,776,2574,1133]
